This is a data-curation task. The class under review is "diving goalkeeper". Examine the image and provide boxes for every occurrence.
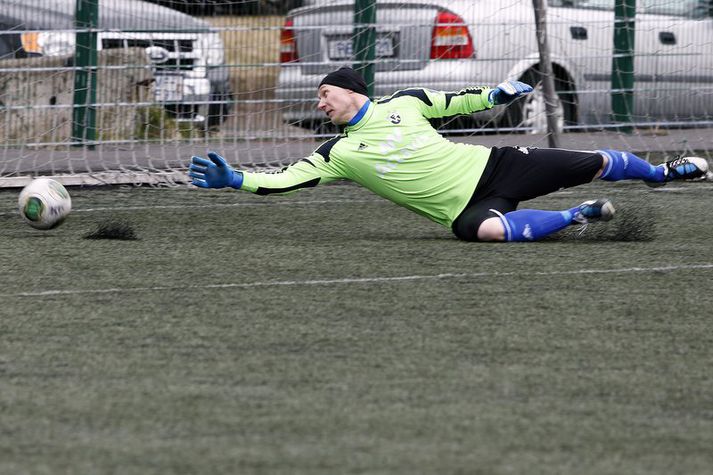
[188,67,709,242]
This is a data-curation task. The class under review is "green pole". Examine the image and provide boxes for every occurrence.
[353,0,376,97]
[72,0,99,147]
[611,0,635,133]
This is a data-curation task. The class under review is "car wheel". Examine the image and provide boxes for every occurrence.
[295,119,339,135]
[504,70,576,133]
[206,83,233,129]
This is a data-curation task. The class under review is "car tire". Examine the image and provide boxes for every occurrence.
[296,119,339,135]
[206,82,233,129]
[503,69,577,133]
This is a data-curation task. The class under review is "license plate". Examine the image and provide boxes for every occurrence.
[328,36,396,60]
[154,75,183,102]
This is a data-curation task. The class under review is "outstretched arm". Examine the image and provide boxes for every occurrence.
[188,149,343,195]
[189,152,244,189]
[489,81,533,105]
[398,80,533,119]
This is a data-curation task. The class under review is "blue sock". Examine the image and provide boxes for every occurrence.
[597,149,664,182]
[497,207,580,242]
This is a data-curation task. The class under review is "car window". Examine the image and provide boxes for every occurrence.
[640,0,711,18]
[549,0,710,17]
[0,29,15,60]
[548,0,614,11]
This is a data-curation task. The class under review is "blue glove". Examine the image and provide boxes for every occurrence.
[489,80,533,105]
[188,151,243,189]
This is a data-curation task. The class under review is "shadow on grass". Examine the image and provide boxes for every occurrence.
[84,220,139,241]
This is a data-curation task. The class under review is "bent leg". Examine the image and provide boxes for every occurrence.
[454,200,615,242]
[452,197,583,242]
[451,197,517,242]
[488,207,583,242]
[452,147,622,243]
[477,217,506,241]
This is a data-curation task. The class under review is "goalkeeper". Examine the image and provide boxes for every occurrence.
[188,67,708,242]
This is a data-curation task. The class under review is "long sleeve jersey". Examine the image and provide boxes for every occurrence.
[240,86,495,228]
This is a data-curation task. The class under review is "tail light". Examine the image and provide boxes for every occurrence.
[280,18,298,63]
[430,10,474,60]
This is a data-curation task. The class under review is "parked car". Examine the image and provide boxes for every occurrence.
[143,0,304,16]
[277,0,713,132]
[0,0,232,128]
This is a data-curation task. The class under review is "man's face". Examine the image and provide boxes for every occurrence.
[317,85,357,125]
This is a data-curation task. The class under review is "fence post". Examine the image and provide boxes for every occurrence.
[612,0,635,133]
[353,0,376,97]
[532,0,561,147]
[72,0,99,147]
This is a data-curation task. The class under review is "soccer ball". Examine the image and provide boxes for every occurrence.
[18,178,72,230]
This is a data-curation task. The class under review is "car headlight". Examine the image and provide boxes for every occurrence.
[21,31,76,57]
[196,32,225,66]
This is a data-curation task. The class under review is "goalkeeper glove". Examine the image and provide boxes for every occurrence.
[188,151,243,189]
[489,80,533,105]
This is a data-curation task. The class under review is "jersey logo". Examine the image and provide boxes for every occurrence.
[358,142,368,151]
[375,131,430,178]
[388,112,401,124]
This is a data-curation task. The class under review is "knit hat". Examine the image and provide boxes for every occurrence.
[318,67,368,96]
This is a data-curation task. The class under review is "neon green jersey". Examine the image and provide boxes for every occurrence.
[240,86,495,228]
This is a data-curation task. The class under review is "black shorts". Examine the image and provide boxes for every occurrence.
[452,146,603,241]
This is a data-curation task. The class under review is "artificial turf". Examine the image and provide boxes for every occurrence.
[1,179,712,474]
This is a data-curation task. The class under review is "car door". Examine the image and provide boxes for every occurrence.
[546,1,618,125]
[547,0,657,125]
[638,1,713,120]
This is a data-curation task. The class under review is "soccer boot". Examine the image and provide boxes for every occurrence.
[573,199,616,225]
[645,156,709,188]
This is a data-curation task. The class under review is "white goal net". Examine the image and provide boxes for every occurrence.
[1,0,712,187]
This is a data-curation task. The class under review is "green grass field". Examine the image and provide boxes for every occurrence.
[1,179,712,474]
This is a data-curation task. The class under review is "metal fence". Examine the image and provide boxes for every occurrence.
[1,0,712,186]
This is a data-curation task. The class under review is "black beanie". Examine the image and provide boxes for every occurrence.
[318,67,368,96]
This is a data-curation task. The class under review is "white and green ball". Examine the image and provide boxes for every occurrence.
[18,178,72,230]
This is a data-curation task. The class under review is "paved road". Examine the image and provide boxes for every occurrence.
[1,128,711,186]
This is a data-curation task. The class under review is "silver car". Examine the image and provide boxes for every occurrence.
[0,0,232,127]
[277,0,713,132]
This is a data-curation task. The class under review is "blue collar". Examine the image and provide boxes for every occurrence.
[348,100,371,126]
